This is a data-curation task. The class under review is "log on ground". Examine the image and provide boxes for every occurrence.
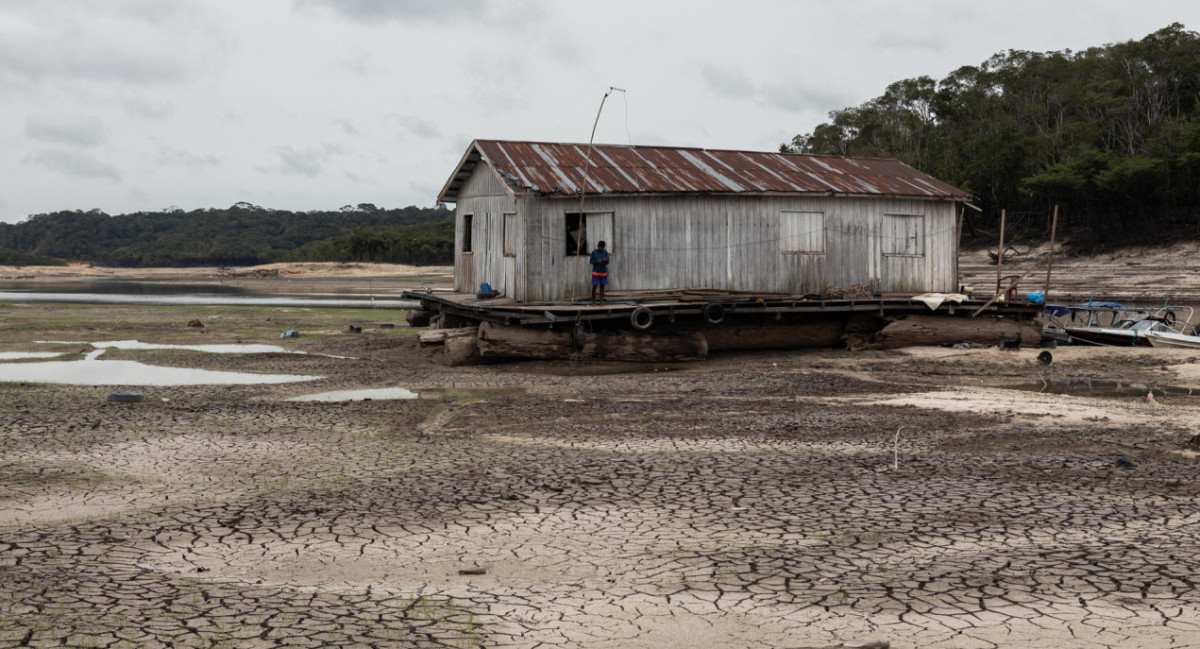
[875,314,1043,349]
[443,334,482,366]
[477,321,708,362]
[701,318,845,351]
[417,327,478,346]
[406,309,436,327]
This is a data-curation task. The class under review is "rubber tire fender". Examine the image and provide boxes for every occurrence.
[1163,311,1176,326]
[630,306,654,331]
[572,323,586,351]
[702,302,725,324]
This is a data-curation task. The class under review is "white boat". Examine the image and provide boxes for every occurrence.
[1145,328,1200,349]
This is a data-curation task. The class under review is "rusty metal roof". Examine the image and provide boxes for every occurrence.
[437,140,969,203]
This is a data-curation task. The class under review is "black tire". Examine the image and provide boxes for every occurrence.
[702,302,725,324]
[630,306,654,330]
[1164,311,1176,326]
[572,323,586,351]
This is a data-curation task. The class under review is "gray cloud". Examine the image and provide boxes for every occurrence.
[294,0,486,24]
[154,147,220,170]
[699,63,858,113]
[265,144,347,177]
[124,97,175,120]
[26,149,121,181]
[0,1,225,88]
[293,0,544,31]
[386,114,441,139]
[24,116,105,147]
[333,119,361,136]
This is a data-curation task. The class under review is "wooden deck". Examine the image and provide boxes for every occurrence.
[402,288,1041,327]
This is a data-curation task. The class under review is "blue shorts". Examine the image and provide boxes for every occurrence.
[592,273,608,286]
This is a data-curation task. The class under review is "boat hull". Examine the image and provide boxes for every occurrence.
[1064,327,1149,347]
[1145,331,1200,349]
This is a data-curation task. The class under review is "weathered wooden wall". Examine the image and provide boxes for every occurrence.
[517,193,958,302]
[453,166,521,298]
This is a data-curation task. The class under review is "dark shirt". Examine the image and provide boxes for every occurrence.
[589,249,610,274]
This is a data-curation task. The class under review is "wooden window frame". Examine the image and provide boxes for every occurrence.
[461,213,474,253]
[780,210,825,255]
[881,213,925,258]
[502,212,517,258]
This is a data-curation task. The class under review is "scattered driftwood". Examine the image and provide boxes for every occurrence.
[417,327,477,346]
[987,245,1026,265]
[406,309,436,327]
[702,319,844,351]
[477,321,707,362]
[875,314,1043,349]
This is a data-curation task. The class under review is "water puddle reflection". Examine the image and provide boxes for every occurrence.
[0,352,64,361]
[288,388,418,402]
[0,359,320,386]
[36,340,302,354]
[1004,378,1197,399]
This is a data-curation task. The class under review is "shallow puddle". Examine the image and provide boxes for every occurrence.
[1004,378,1197,399]
[0,359,321,386]
[287,387,418,402]
[36,340,302,354]
[0,352,64,361]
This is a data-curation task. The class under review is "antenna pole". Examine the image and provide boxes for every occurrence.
[571,87,623,305]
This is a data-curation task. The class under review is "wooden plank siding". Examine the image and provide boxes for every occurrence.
[512,192,958,302]
[453,165,520,298]
[454,163,959,302]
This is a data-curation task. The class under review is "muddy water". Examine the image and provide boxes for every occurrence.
[1005,378,1198,399]
[287,388,419,402]
[0,358,321,385]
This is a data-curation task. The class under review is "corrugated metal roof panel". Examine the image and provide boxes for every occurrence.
[438,140,970,203]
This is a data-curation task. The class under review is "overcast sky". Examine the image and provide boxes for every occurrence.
[0,0,1196,222]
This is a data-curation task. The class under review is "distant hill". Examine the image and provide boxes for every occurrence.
[782,23,1200,250]
[0,203,453,267]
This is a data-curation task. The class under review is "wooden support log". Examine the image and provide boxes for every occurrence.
[417,327,478,346]
[876,314,1043,349]
[443,334,482,366]
[477,321,707,362]
[700,319,845,351]
[406,309,436,327]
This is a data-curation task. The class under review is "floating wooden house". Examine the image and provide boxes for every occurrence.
[437,140,971,303]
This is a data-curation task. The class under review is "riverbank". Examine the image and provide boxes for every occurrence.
[1,302,1198,648]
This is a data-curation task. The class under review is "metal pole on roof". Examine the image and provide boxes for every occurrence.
[570,87,625,306]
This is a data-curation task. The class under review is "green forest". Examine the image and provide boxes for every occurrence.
[782,23,1200,248]
[0,203,453,267]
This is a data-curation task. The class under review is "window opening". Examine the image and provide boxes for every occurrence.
[462,214,473,253]
[564,212,587,256]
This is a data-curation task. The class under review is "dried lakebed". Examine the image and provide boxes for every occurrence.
[2,333,1200,649]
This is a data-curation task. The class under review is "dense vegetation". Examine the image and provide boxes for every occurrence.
[0,203,453,267]
[783,23,1200,247]
[0,249,67,267]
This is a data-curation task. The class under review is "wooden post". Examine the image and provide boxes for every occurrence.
[956,206,964,248]
[1043,205,1059,303]
[996,209,1006,294]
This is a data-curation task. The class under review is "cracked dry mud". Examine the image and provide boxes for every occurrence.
[3,315,1200,648]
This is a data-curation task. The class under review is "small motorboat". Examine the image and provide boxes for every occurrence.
[1045,302,1193,347]
[1144,327,1200,349]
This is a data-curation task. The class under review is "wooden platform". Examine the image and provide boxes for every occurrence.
[402,289,1041,327]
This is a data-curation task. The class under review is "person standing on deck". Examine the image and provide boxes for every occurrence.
[589,241,611,306]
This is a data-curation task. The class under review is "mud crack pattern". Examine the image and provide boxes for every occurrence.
[2,359,1199,648]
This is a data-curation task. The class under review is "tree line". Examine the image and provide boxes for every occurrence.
[782,23,1200,248]
[0,203,454,267]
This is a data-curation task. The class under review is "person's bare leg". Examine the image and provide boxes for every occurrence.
[598,284,605,306]
[591,283,597,306]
